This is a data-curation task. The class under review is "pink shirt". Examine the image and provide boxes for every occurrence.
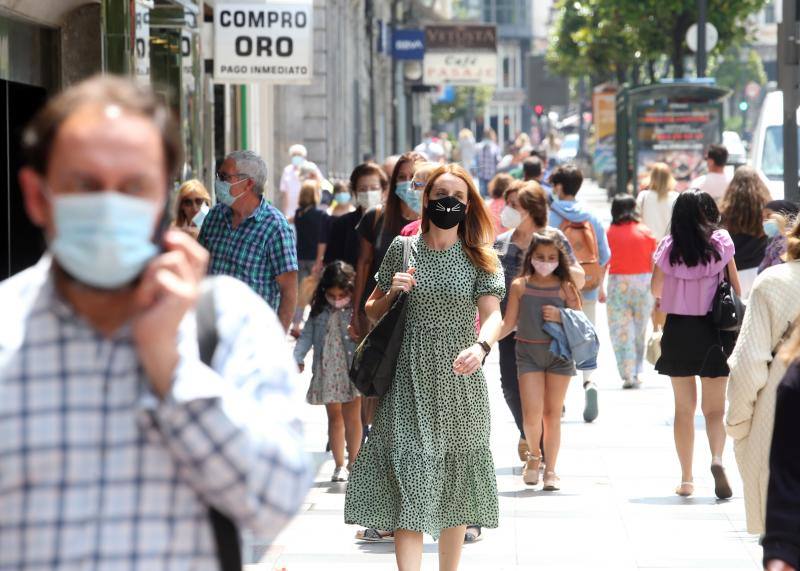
[655,229,735,316]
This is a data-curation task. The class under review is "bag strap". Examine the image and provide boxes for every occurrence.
[195,280,243,571]
[402,236,412,272]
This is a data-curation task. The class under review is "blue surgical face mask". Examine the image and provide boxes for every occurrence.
[291,155,305,167]
[214,178,248,207]
[334,192,351,204]
[764,219,780,238]
[50,191,161,289]
[395,181,422,214]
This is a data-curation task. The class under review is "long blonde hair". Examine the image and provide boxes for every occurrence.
[174,179,210,226]
[421,163,499,273]
[648,162,675,198]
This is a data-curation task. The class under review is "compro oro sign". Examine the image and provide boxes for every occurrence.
[423,52,496,86]
[214,2,313,84]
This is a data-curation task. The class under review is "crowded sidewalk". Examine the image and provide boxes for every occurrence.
[246,182,762,571]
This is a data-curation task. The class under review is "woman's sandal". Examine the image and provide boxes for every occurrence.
[711,464,733,500]
[356,528,394,542]
[675,481,694,497]
[464,525,482,543]
[542,471,560,491]
[523,454,542,486]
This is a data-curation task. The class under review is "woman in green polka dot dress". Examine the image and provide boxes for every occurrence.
[345,164,505,570]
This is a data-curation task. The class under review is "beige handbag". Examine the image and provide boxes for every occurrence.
[646,328,663,366]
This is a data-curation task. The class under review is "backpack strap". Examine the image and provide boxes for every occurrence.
[195,280,243,571]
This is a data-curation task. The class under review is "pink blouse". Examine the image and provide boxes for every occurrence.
[654,229,735,316]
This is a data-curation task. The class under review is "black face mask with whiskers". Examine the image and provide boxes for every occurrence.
[427,196,466,230]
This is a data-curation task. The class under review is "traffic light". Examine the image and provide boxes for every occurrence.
[534,104,544,118]
[738,101,749,112]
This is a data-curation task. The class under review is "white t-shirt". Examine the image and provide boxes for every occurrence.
[279,164,302,218]
[691,171,730,202]
[636,190,679,241]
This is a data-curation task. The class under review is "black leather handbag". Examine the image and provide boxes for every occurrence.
[349,237,412,397]
[711,268,746,332]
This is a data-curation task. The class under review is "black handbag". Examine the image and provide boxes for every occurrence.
[349,237,412,397]
[711,268,746,332]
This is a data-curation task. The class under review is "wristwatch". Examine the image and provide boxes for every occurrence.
[477,341,491,364]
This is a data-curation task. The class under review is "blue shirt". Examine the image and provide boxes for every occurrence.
[199,198,298,311]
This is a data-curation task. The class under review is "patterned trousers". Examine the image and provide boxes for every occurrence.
[606,273,654,381]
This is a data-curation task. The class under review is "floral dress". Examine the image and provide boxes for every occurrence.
[344,235,505,539]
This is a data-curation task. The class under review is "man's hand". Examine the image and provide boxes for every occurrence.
[133,230,208,398]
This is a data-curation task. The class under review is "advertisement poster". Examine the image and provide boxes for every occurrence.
[635,103,721,191]
[592,88,616,178]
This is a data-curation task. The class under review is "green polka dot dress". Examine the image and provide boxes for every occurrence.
[344,234,506,539]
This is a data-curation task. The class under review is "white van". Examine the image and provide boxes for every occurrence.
[751,90,800,200]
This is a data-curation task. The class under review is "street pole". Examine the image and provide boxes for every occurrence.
[779,0,800,203]
[697,0,707,77]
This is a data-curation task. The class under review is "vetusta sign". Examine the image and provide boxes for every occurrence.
[424,25,496,51]
[214,2,313,84]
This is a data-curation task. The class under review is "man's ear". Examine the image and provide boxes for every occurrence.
[18,167,50,228]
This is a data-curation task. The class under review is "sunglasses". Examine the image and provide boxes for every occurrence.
[181,197,207,208]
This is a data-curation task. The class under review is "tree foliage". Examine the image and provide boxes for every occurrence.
[548,0,768,84]
[430,86,495,125]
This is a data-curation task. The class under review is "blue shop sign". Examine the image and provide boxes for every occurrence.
[392,28,425,60]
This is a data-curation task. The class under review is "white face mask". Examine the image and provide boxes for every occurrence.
[500,205,523,229]
[356,190,382,211]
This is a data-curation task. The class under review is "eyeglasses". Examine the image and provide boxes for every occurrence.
[181,197,207,208]
[215,171,248,183]
[411,180,426,190]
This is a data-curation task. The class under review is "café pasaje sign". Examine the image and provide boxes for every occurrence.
[214,2,313,83]
[423,52,496,86]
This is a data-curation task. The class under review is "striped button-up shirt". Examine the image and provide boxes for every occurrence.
[0,257,313,570]
[199,198,298,311]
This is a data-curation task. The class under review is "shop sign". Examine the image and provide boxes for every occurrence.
[425,25,496,50]
[635,103,721,191]
[423,51,496,86]
[214,2,313,84]
[392,28,425,60]
[134,1,151,84]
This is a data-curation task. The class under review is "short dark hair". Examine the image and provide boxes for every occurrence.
[706,144,728,167]
[611,195,638,225]
[549,164,583,196]
[349,162,388,196]
[22,75,182,180]
[522,157,543,180]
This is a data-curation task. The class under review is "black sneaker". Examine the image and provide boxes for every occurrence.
[583,382,598,423]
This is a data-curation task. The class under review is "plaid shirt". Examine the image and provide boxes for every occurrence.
[476,140,499,180]
[199,199,298,311]
[0,257,313,570]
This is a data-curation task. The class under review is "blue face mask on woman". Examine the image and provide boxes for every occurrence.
[50,191,161,289]
[395,181,422,214]
[334,191,351,204]
[764,219,780,238]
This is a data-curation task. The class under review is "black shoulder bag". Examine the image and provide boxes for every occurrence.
[349,237,412,397]
[195,279,243,571]
[711,267,746,332]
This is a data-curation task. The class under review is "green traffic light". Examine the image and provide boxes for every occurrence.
[738,101,749,112]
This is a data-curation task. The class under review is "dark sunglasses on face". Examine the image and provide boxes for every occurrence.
[182,197,207,208]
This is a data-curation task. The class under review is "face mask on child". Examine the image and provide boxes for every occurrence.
[326,295,351,309]
[763,219,780,238]
[532,260,559,277]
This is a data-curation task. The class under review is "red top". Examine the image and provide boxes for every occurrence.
[400,219,422,237]
[606,221,657,275]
